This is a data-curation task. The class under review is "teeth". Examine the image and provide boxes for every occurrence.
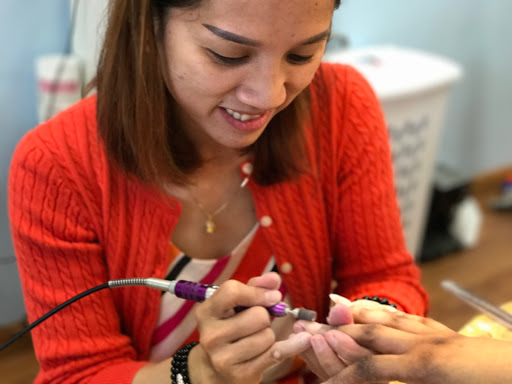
[226,108,261,122]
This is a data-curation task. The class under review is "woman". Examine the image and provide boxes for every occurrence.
[8,0,428,383]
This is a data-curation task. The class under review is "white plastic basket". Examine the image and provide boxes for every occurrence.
[324,45,463,258]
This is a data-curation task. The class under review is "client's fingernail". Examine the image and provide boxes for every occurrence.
[294,321,306,333]
[265,290,282,304]
[329,293,352,306]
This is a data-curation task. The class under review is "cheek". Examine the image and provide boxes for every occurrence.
[169,58,236,102]
[286,63,322,99]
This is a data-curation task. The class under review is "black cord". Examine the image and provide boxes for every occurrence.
[0,282,109,351]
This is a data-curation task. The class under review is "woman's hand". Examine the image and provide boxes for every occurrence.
[322,306,512,384]
[189,273,311,383]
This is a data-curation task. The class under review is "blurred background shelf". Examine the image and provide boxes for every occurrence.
[421,166,512,330]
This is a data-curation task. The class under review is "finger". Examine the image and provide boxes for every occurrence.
[336,323,414,354]
[351,306,449,334]
[299,345,329,381]
[329,293,352,307]
[241,332,312,375]
[203,327,276,382]
[200,279,282,319]
[199,306,273,348]
[247,272,281,290]
[269,332,312,362]
[294,319,335,335]
[310,334,347,377]
[218,326,276,364]
[324,330,372,365]
[327,303,354,325]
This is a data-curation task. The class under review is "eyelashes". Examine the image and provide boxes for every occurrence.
[206,49,314,66]
[207,49,249,65]
[287,53,314,64]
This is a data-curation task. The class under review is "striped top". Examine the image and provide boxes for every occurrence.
[149,224,296,363]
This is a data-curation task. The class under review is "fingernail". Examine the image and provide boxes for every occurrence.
[294,321,306,333]
[265,290,282,304]
[329,293,352,306]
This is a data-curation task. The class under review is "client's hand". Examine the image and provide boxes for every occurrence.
[322,306,512,384]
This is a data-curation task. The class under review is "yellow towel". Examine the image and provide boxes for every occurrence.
[458,301,512,340]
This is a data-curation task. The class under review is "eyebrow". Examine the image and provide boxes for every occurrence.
[203,24,331,47]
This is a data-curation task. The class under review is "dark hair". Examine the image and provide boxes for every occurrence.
[93,0,339,187]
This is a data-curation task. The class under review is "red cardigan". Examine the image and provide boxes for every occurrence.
[9,63,428,383]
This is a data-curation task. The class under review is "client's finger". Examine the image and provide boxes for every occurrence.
[324,330,372,365]
[351,306,450,334]
[294,320,334,335]
[327,303,354,326]
[310,334,347,377]
[336,323,415,354]
[299,344,331,381]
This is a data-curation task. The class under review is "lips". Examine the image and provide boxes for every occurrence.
[220,107,272,132]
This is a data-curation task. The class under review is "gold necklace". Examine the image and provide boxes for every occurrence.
[189,176,249,234]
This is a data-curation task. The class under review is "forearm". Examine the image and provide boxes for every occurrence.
[442,337,512,384]
[133,358,172,384]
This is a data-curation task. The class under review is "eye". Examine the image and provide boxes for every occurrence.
[287,53,314,64]
[206,49,248,66]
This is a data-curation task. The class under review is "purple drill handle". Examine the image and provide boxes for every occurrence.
[174,280,210,302]
[174,280,288,317]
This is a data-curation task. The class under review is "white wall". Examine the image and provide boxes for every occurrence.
[331,0,512,177]
[0,0,71,325]
[71,0,108,82]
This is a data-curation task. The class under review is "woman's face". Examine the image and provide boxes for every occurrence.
[160,0,334,155]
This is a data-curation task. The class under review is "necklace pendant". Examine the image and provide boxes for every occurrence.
[205,218,216,234]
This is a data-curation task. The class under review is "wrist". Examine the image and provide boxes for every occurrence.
[185,343,224,384]
[171,342,199,384]
[354,296,397,309]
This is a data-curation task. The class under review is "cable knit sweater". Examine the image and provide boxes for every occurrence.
[8,63,428,384]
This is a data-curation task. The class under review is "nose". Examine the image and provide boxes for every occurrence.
[236,61,287,111]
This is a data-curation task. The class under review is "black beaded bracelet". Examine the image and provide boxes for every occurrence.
[171,341,199,384]
[354,296,397,309]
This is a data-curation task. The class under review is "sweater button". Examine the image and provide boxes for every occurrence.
[280,262,293,274]
[242,162,253,175]
[260,216,273,227]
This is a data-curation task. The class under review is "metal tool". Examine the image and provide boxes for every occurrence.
[441,279,512,330]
